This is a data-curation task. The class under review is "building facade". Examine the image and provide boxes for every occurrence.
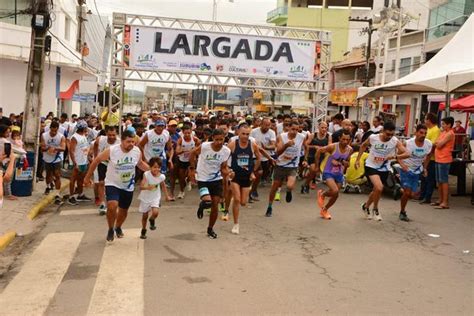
[0,0,106,117]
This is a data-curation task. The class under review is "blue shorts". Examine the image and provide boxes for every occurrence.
[435,162,450,184]
[399,170,420,192]
[322,172,344,184]
[105,186,134,209]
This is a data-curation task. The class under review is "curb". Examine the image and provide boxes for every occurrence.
[0,231,16,252]
[27,180,70,220]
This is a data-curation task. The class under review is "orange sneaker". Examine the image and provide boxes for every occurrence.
[323,209,332,220]
[317,190,325,208]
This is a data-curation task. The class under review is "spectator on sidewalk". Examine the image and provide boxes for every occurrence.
[0,125,17,200]
[0,150,16,208]
[432,116,455,209]
[453,120,466,158]
[419,113,441,204]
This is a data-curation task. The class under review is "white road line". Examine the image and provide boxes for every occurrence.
[60,204,189,216]
[87,229,144,316]
[0,232,84,316]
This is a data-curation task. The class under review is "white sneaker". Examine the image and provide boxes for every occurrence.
[231,224,239,235]
[373,209,382,221]
[177,191,185,199]
[186,180,192,192]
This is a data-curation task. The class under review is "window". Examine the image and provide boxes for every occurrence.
[399,57,411,77]
[412,56,421,71]
[65,16,71,41]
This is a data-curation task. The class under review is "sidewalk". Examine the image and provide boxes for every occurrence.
[0,178,69,250]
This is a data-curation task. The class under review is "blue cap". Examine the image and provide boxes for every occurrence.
[155,120,166,126]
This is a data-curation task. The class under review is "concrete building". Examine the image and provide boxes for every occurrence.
[0,0,106,117]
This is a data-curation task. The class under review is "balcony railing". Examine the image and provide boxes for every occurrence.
[334,80,374,89]
[426,15,468,42]
[266,6,288,22]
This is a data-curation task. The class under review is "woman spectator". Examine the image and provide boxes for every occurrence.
[432,116,455,209]
[0,125,17,200]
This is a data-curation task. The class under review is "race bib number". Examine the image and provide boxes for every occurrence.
[119,171,133,183]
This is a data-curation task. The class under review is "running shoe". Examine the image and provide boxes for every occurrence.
[197,205,204,219]
[177,191,185,199]
[317,190,325,208]
[265,206,273,217]
[399,211,410,222]
[231,224,240,235]
[186,180,192,192]
[250,191,259,201]
[106,228,114,242]
[44,187,51,195]
[207,227,218,239]
[304,185,310,194]
[275,191,281,201]
[361,203,371,220]
[149,218,157,230]
[221,210,230,221]
[285,191,292,203]
[140,229,147,239]
[115,227,124,238]
[373,209,382,221]
[323,209,332,220]
[68,196,78,206]
[219,203,226,212]
[98,204,106,216]
[54,195,63,205]
[76,194,92,202]
[300,185,305,194]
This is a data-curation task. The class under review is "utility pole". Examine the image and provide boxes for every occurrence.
[22,0,51,185]
[349,17,375,121]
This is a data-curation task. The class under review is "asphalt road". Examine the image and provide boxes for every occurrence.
[0,181,472,315]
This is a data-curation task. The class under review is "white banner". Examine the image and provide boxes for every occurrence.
[125,25,317,81]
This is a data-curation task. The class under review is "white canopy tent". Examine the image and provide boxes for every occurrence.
[358,14,474,100]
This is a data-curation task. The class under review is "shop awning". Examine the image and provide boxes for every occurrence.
[439,95,474,112]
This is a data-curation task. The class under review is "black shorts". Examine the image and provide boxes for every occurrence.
[197,180,223,198]
[105,185,134,209]
[98,163,107,181]
[231,176,251,188]
[178,160,190,170]
[45,162,61,172]
[307,157,315,165]
[260,160,270,171]
[364,166,389,185]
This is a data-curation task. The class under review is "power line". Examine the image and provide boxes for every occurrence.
[92,0,107,32]
[48,30,100,74]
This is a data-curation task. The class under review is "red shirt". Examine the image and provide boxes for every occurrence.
[454,126,466,145]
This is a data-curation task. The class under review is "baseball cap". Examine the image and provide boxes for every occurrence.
[91,113,98,118]
[168,120,178,126]
[183,117,191,122]
[76,120,88,129]
[155,120,166,126]
[151,110,159,115]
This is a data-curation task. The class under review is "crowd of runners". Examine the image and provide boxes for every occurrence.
[23,108,457,241]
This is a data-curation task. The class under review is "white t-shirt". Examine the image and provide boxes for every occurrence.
[329,122,341,134]
[138,171,166,203]
[251,127,276,162]
[276,132,305,168]
[276,122,284,135]
[42,131,65,163]
[71,133,89,166]
[196,142,231,182]
[178,137,196,162]
[371,125,383,134]
[402,138,433,174]
[98,136,120,166]
[143,129,170,161]
[105,144,142,191]
[365,134,399,171]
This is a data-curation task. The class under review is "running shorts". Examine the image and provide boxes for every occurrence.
[98,163,107,181]
[322,172,344,184]
[197,180,223,198]
[105,185,134,209]
[364,166,389,185]
[400,170,420,192]
[273,166,297,182]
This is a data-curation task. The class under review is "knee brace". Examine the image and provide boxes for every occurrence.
[199,200,212,209]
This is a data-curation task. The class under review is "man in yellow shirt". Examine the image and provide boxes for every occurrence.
[419,113,440,204]
[100,107,120,128]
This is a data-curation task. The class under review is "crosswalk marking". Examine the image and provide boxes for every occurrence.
[60,205,189,216]
[0,232,84,316]
[87,229,144,316]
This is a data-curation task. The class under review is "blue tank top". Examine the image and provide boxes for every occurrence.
[231,139,254,178]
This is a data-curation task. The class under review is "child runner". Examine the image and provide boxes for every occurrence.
[315,130,353,220]
[138,158,171,239]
